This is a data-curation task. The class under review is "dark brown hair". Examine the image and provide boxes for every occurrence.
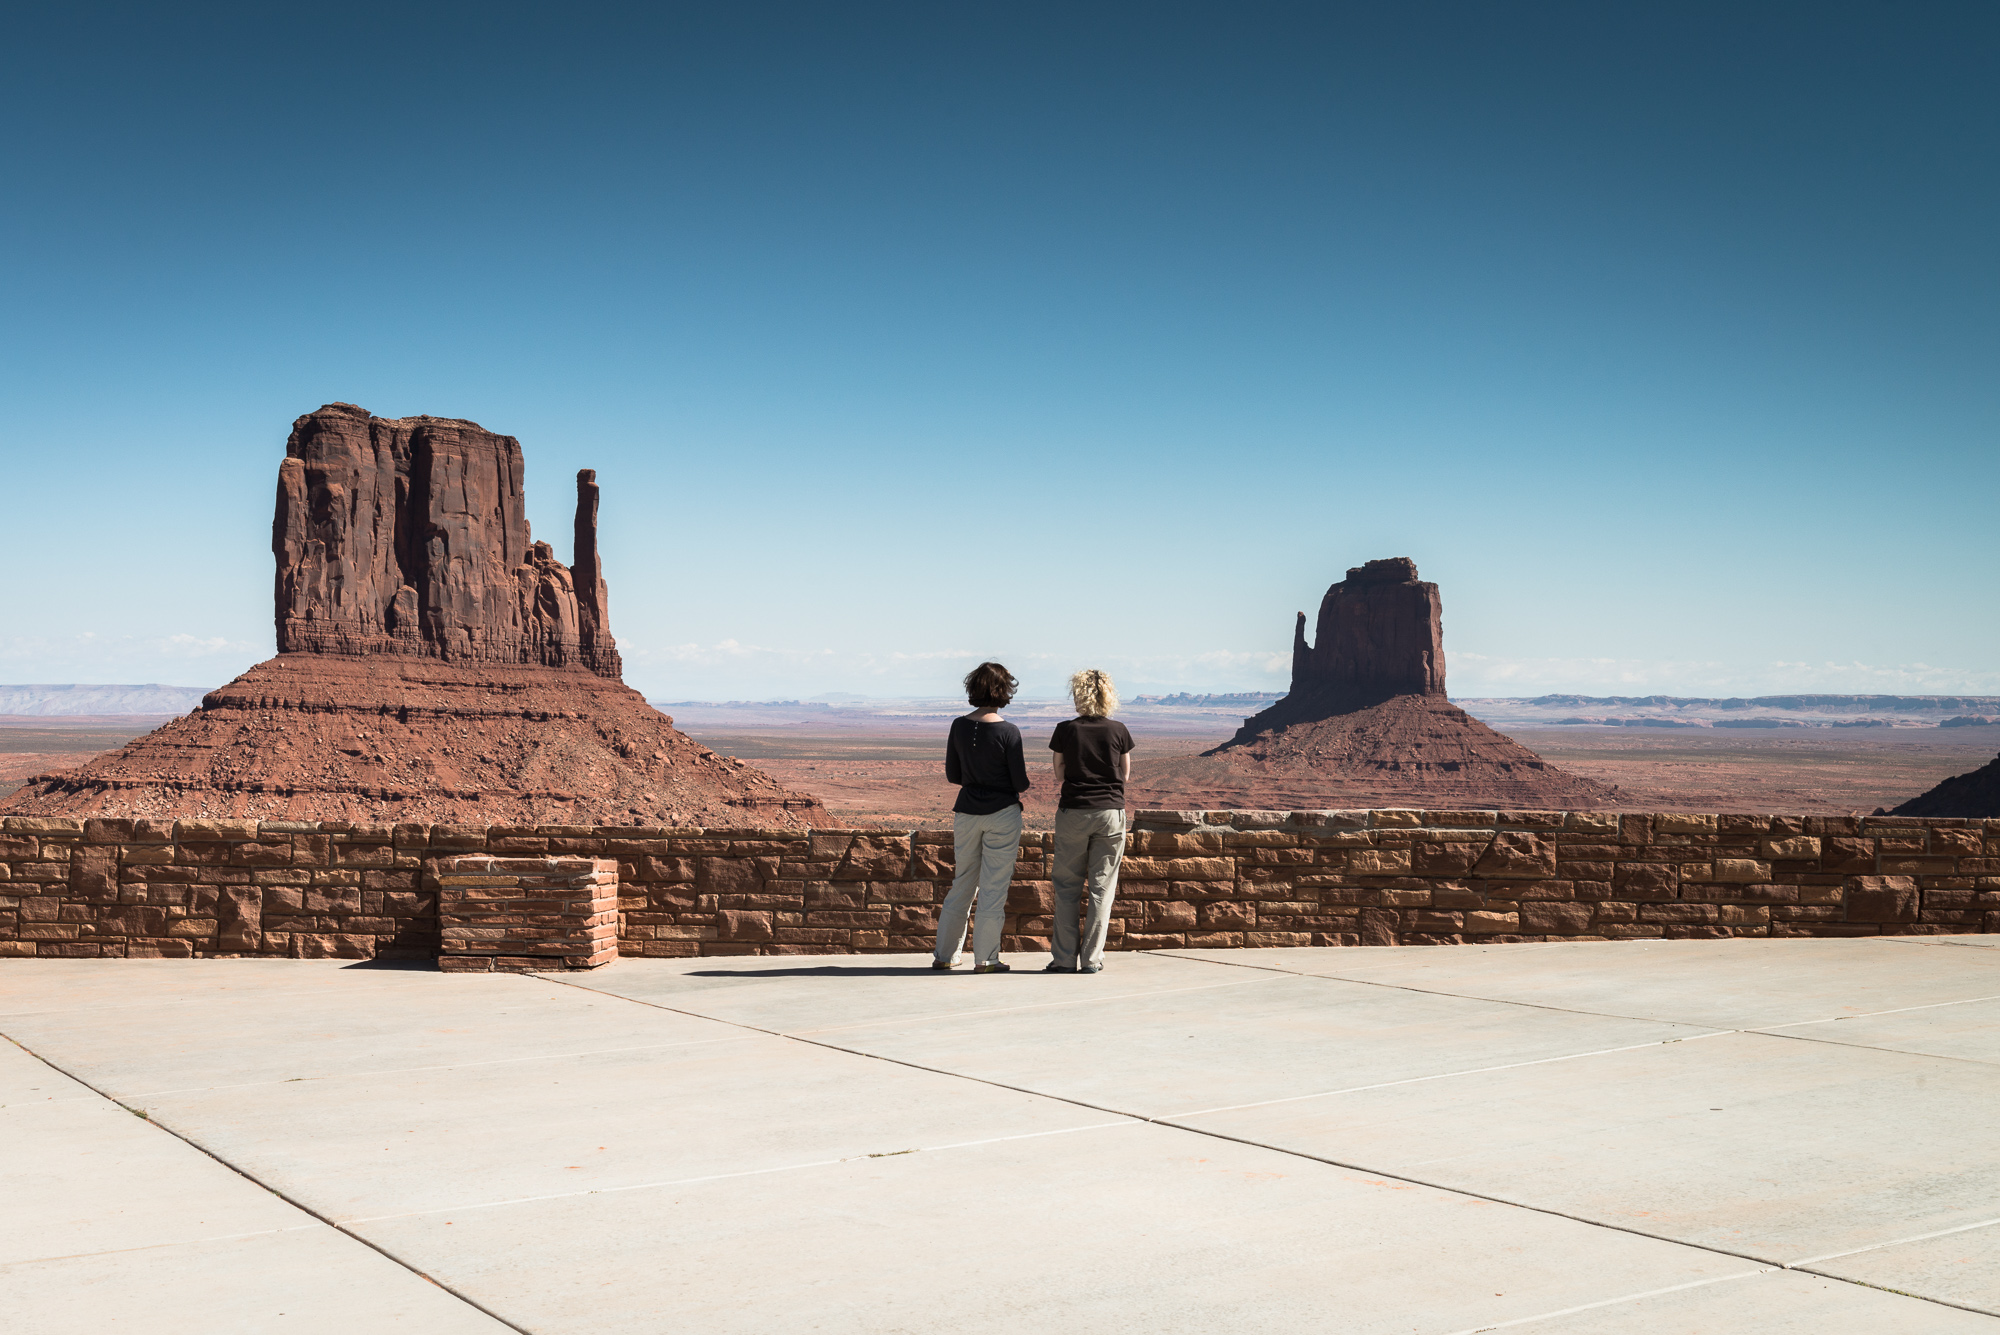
[964,661,1018,709]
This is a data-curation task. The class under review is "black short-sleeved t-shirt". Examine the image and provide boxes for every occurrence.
[945,716,1030,815]
[1049,716,1135,810]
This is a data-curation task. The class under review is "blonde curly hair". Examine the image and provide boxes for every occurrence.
[1069,668,1118,718]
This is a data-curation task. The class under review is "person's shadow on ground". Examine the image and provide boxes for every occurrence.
[683,965,952,978]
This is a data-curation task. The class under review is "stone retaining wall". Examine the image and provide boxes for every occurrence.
[2,810,1996,960]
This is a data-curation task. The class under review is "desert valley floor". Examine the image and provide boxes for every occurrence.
[8,713,1996,827]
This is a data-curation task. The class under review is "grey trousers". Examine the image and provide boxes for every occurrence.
[1050,807,1126,969]
[936,806,1022,967]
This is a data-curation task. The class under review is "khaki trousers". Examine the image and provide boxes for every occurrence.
[936,806,1022,967]
[1050,807,1126,969]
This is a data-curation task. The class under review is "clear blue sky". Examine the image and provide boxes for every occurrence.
[3,2,1995,701]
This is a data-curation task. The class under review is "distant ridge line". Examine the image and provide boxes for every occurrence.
[1466,693,2000,711]
[0,684,213,716]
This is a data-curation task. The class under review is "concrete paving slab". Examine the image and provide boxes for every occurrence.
[4,1225,512,1334]
[1180,1029,2000,1263]
[1488,1266,1997,1333]
[9,946,1999,1331]
[1761,997,2000,1065]
[134,1030,1125,1221]
[754,969,1707,1113]
[566,949,1251,1034]
[2,966,742,1096]
[351,1120,1761,1335]
[0,1036,95,1104]
[0,1097,308,1263]
[1885,935,2000,951]
[1807,1222,2000,1318]
[0,958,435,1018]
[1164,939,2000,1029]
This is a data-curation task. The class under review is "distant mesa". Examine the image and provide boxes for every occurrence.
[1888,752,2000,818]
[3,403,826,826]
[1129,558,1617,810]
[0,685,211,717]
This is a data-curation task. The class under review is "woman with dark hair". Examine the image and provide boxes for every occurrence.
[935,661,1030,973]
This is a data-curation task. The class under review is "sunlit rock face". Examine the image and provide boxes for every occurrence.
[273,403,619,677]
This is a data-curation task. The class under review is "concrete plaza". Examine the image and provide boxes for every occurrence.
[5,937,2000,1333]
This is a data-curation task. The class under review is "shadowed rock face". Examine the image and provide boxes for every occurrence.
[1130,557,1617,811]
[1291,556,1445,709]
[274,403,620,677]
[1890,752,2000,817]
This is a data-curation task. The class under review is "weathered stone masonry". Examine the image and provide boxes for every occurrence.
[2,809,1997,962]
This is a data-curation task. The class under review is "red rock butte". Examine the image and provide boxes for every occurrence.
[1130,557,1618,811]
[3,403,826,826]
[1890,751,2000,818]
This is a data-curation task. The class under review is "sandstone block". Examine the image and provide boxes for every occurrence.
[175,819,260,842]
[1411,842,1481,876]
[867,881,939,904]
[1198,902,1255,930]
[1612,863,1678,900]
[1845,876,1919,924]
[1120,856,1234,881]
[1471,833,1555,879]
[1463,911,1520,934]
[1521,901,1593,935]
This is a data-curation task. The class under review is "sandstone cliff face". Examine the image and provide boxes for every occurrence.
[1291,556,1446,708]
[274,403,620,677]
[1131,557,1617,811]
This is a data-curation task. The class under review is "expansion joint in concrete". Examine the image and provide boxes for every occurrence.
[0,1031,537,1335]
[537,960,2000,1325]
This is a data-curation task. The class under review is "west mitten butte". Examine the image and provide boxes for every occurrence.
[4,405,826,827]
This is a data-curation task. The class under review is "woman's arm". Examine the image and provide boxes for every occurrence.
[1008,732,1031,795]
[944,724,963,786]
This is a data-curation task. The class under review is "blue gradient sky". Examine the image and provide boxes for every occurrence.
[3,3,1995,701]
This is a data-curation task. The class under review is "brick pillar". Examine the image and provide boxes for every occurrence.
[433,856,619,973]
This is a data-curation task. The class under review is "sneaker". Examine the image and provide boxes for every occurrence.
[974,961,1013,974]
[1079,963,1103,973]
[1043,962,1076,973]
[931,959,956,971]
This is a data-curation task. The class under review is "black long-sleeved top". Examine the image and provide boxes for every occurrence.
[945,715,1031,815]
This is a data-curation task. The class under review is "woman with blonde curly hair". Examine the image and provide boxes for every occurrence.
[1045,668,1134,973]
